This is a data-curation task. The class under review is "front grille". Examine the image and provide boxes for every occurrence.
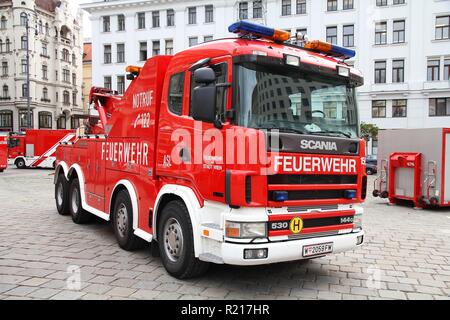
[269,216,354,232]
[268,174,358,185]
[287,205,339,212]
[288,231,340,240]
[269,189,346,201]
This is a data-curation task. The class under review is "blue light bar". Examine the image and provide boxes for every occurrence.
[344,190,357,199]
[330,45,356,59]
[228,21,290,42]
[273,191,289,202]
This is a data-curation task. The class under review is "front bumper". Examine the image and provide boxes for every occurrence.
[220,230,364,266]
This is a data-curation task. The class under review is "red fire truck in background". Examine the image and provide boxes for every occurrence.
[55,22,366,279]
[8,129,76,169]
[0,134,7,172]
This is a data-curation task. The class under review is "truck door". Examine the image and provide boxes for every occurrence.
[94,139,106,200]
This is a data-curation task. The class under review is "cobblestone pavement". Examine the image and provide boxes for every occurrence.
[0,168,449,300]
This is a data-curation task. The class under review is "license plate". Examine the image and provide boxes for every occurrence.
[303,242,333,258]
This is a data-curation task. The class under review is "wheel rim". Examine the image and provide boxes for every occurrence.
[163,218,184,263]
[57,182,63,207]
[71,187,79,213]
[116,203,128,238]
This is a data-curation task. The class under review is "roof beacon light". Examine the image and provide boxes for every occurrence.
[304,40,356,60]
[228,21,290,42]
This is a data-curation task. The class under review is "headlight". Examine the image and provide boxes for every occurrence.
[225,222,267,239]
[353,214,363,231]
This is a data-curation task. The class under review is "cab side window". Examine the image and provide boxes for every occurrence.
[168,72,185,116]
[190,63,228,121]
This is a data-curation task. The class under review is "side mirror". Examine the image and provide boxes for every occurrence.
[194,67,216,84]
[191,85,217,123]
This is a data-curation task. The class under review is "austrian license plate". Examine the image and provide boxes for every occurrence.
[303,242,334,258]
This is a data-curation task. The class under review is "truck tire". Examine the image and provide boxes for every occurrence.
[112,190,146,251]
[69,178,92,224]
[55,174,70,215]
[16,158,26,169]
[158,200,209,279]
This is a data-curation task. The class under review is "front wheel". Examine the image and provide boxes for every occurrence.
[16,158,26,169]
[158,200,209,279]
[55,174,70,215]
[69,178,92,224]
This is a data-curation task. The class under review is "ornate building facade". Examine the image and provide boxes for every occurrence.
[0,0,84,132]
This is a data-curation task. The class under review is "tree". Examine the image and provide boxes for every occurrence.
[360,122,379,141]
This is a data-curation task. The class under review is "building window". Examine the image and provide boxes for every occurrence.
[118,14,125,31]
[372,100,386,118]
[168,72,185,115]
[239,2,249,20]
[372,139,378,156]
[0,110,12,130]
[188,7,197,24]
[5,38,10,52]
[72,91,78,106]
[62,49,70,61]
[205,5,214,23]
[393,20,405,43]
[152,11,160,28]
[393,0,405,4]
[71,117,80,130]
[19,110,33,129]
[117,43,125,63]
[375,22,387,45]
[392,100,407,118]
[104,45,111,64]
[137,12,146,29]
[327,0,338,11]
[42,65,48,80]
[103,16,110,32]
[204,35,213,43]
[343,0,354,10]
[38,112,52,129]
[374,61,387,84]
[392,59,405,83]
[281,0,291,16]
[165,39,174,55]
[343,25,354,47]
[429,98,450,117]
[427,60,440,81]
[444,59,450,81]
[42,87,49,101]
[295,0,306,14]
[297,28,307,37]
[167,9,175,26]
[152,40,160,56]
[57,116,66,129]
[104,76,112,90]
[21,59,28,74]
[21,36,27,50]
[20,12,27,26]
[189,37,198,47]
[2,61,7,76]
[253,0,263,18]
[139,42,147,61]
[376,0,387,6]
[435,16,449,40]
[22,83,28,97]
[117,76,125,94]
[63,90,70,105]
[72,73,76,85]
[42,42,48,56]
[0,16,6,29]
[326,26,337,44]
[2,85,9,98]
[63,69,70,83]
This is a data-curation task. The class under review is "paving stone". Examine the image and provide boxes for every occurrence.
[105,287,137,298]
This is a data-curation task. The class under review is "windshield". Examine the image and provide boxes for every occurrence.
[234,62,359,139]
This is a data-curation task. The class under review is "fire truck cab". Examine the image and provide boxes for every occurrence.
[55,22,366,279]
[0,134,7,172]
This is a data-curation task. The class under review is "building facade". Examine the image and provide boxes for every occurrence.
[0,0,84,132]
[82,41,92,110]
[82,0,450,155]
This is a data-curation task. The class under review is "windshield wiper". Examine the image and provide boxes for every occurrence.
[308,130,352,139]
[258,127,306,135]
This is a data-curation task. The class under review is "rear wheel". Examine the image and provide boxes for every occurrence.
[55,174,70,215]
[69,178,92,224]
[158,200,209,279]
[16,158,26,169]
[112,190,146,251]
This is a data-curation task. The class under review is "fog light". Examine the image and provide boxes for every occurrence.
[357,235,364,245]
[337,66,350,77]
[244,249,268,260]
[273,191,288,202]
[344,190,357,199]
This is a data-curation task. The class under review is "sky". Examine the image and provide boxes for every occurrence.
[69,0,93,39]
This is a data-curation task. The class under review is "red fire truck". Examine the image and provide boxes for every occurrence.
[8,129,76,169]
[0,134,7,172]
[55,22,366,279]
